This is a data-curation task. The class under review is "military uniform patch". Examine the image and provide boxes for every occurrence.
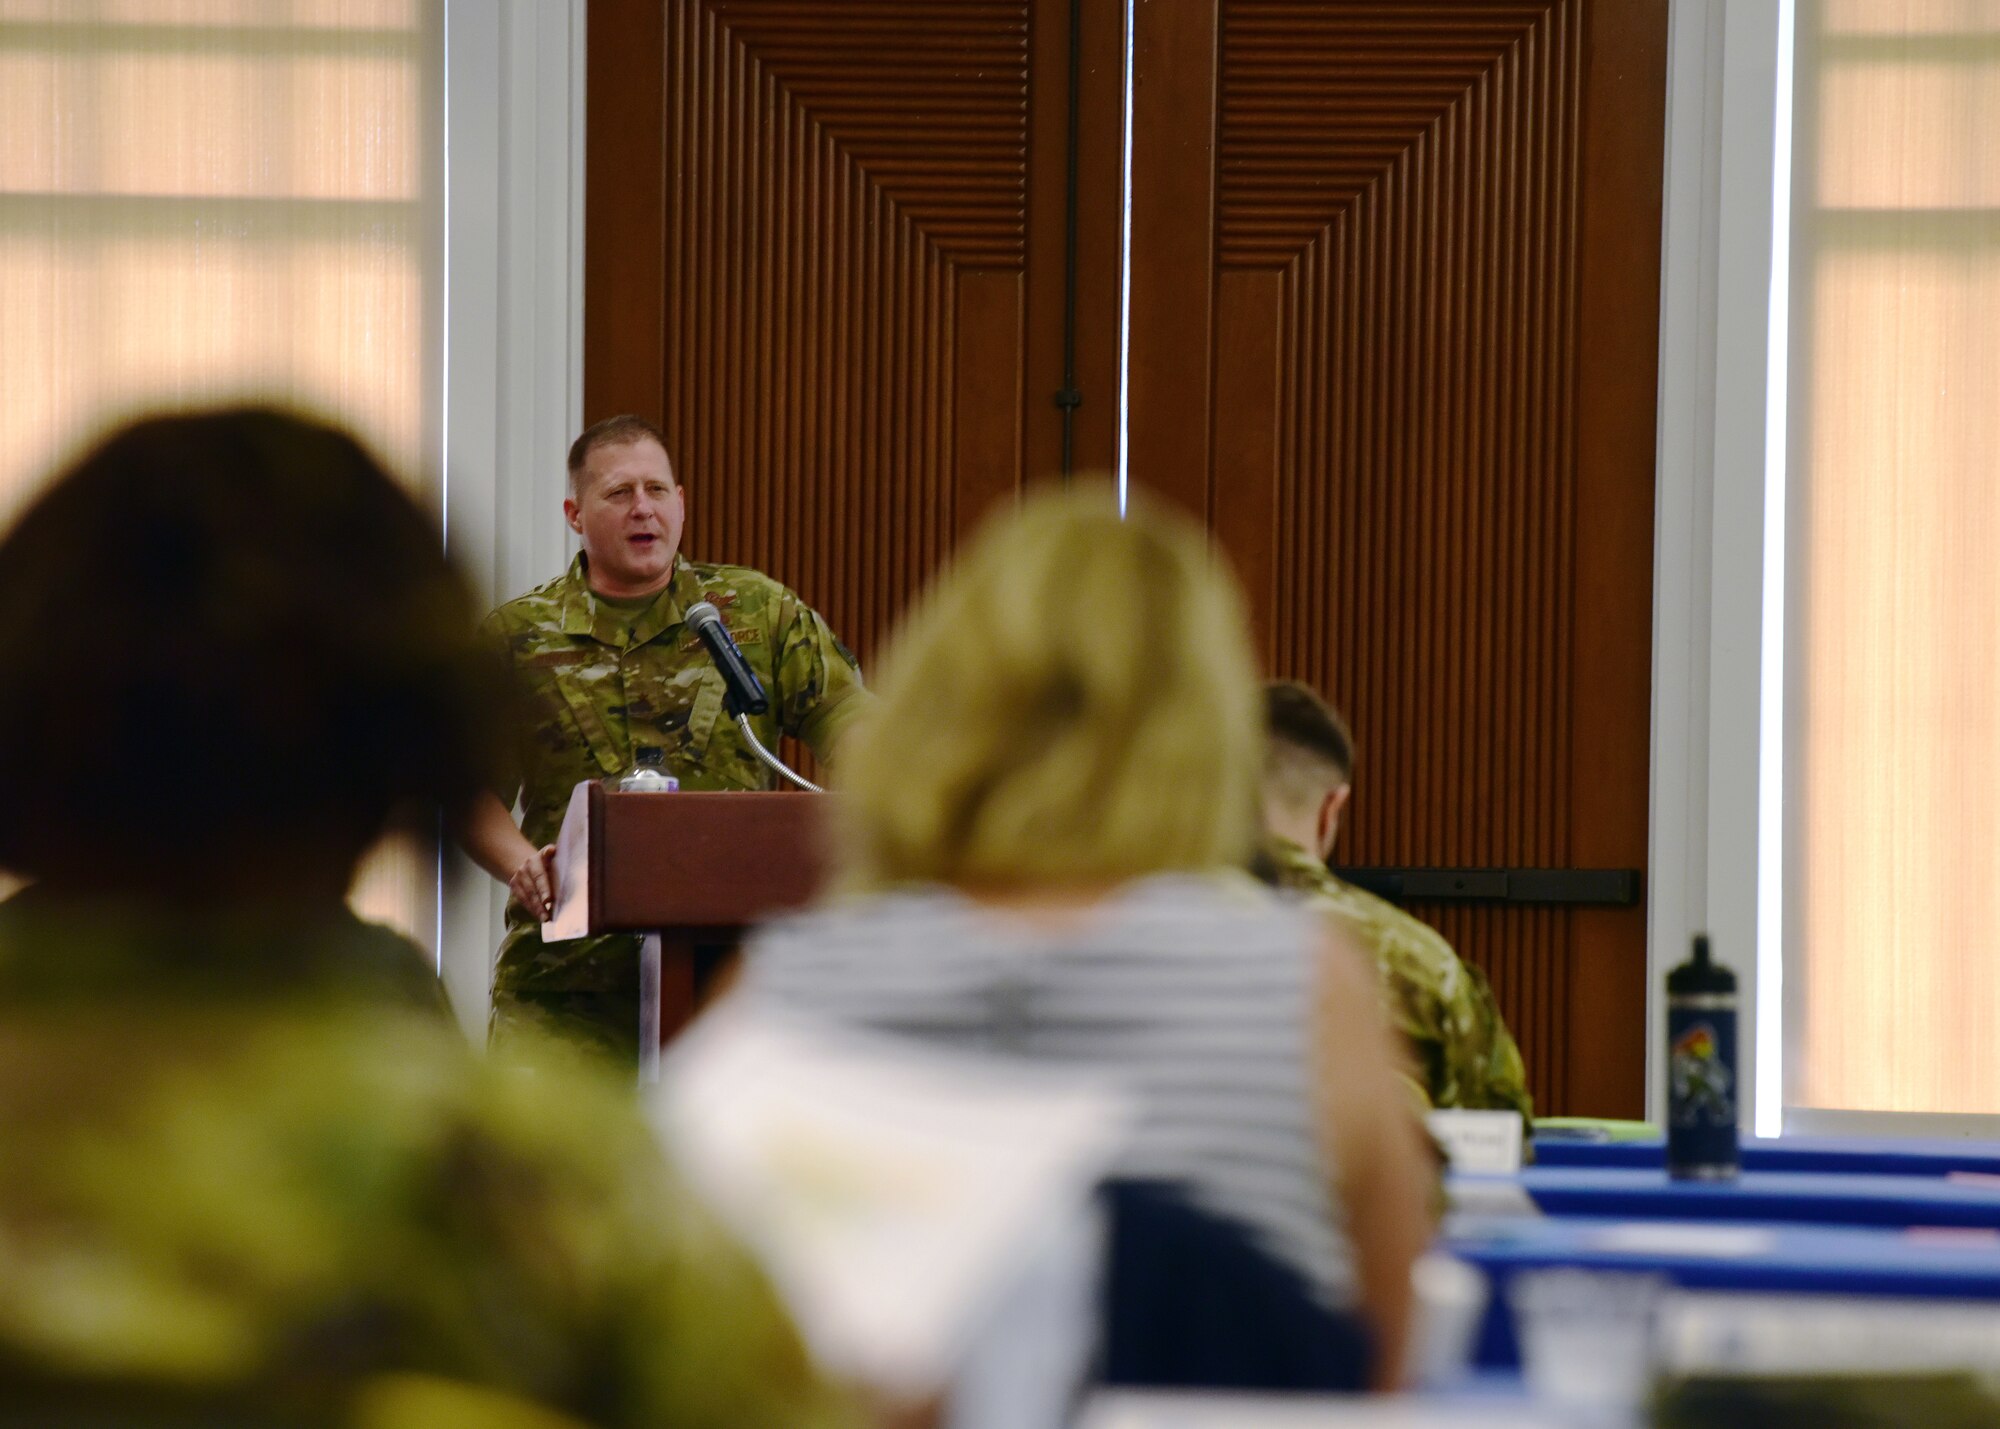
[677,624,762,653]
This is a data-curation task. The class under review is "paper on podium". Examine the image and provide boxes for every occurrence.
[650,1001,1132,1395]
[541,781,593,942]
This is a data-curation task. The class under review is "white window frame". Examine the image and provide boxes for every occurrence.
[438,0,587,1038]
[1648,0,1793,1134]
[1651,0,2000,1139]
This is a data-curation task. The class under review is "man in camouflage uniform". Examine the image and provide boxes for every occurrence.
[456,414,871,1062]
[1258,681,1533,1119]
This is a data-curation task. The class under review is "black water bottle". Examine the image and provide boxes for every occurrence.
[1667,934,1739,1180]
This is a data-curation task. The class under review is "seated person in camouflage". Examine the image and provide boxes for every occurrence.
[1258,681,1533,1119]
[455,414,872,1064]
[0,409,854,1429]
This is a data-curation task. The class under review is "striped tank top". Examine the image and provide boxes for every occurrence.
[740,873,1354,1308]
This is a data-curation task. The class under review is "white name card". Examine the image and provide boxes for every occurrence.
[1427,1109,1526,1175]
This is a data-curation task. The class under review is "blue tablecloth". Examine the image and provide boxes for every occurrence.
[1534,1132,2000,1179]
[1446,1215,2000,1368]
[1493,1166,2000,1228]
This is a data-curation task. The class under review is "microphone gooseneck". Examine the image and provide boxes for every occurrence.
[733,711,823,793]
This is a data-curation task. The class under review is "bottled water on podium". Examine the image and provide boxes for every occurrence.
[617,746,678,793]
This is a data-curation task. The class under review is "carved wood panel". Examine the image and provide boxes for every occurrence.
[587,0,1665,1115]
[1128,0,1666,1115]
[585,0,1121,673]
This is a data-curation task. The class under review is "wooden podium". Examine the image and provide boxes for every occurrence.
[541,783,828,1068]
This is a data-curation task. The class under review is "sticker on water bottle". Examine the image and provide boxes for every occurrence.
[1668,1016,1735,1128]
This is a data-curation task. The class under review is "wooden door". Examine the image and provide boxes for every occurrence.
[584,0,1124,671]
[1124,0,1667,1116]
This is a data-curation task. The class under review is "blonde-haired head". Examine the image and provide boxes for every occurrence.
[835,482,1263,891]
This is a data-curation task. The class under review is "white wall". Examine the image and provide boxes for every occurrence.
[439,0,587,1038]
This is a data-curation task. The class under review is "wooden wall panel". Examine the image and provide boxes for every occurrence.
[586,0,668,422]
[1130,0,1665,1116]
[587,0,1123,672]
[591,0,1664,1114]
[1565,0,1668,1114]
[661,0,1026,660]
[1123,0,1217,519]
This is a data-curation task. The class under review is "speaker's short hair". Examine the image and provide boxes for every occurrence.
[566,414,671,493]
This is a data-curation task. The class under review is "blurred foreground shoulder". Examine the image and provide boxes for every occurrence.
[0,1004,855,1429]
[452,1031,865,1429]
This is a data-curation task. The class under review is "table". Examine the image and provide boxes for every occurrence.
[1534,1133,2000,1179]
[1446,1215,2000,1368]
[1490,1167,2000,1229]
[1082,1386,1562,1428]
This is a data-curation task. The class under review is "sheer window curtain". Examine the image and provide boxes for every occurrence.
[0,0,444,945]
[1790,0,2000,1114]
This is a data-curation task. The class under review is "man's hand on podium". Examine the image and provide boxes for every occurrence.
[451,791,564,922]
[508,843,559,921]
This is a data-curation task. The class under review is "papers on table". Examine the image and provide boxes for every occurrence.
[1659,1292,2000,1376]
[650,1000,1132,1396]
[1445,1177,1541,1218]
[1081,1391,1565,1429]
[1580,1223,1778,1258]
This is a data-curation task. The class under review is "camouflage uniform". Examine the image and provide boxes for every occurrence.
[485,554,869,1056]
[1263,837,1533,1119]
[0,895,852,1429]
[0,885,450,1018]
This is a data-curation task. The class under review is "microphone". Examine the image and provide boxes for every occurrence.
[684,599,821,793]
[684,600,770,717]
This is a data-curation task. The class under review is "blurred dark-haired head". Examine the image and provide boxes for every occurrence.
[0,408,505,899]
